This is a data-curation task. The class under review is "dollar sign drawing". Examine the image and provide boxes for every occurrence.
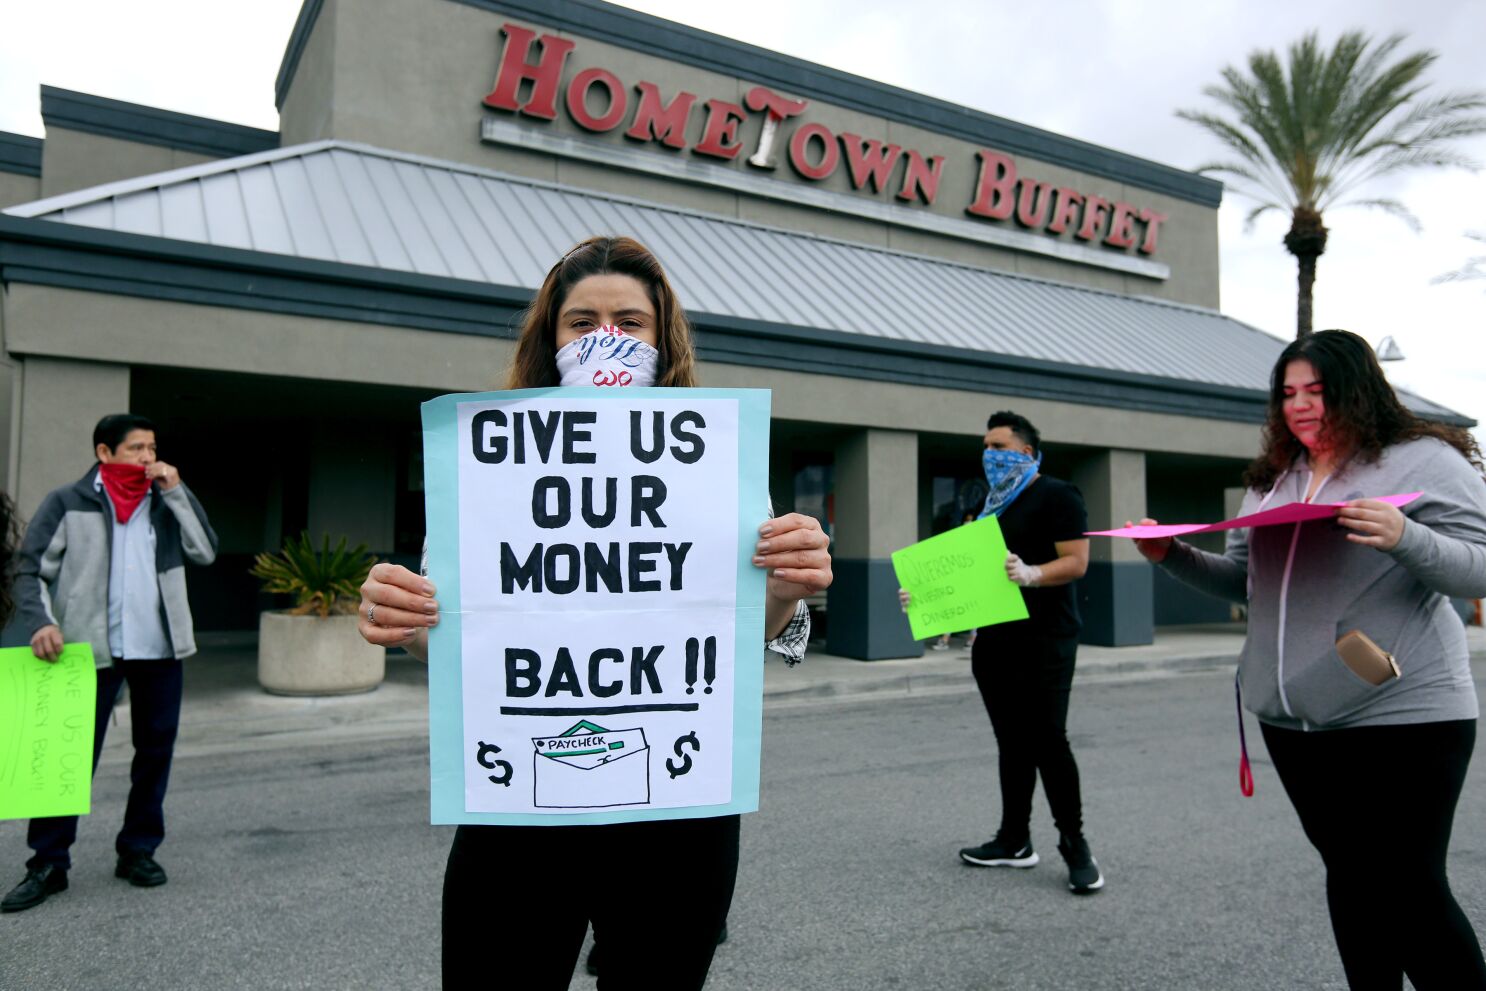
[475,740,513,787]
[666,731,700,779]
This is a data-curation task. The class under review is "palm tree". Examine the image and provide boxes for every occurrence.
[1433,230,1486,291]
[1178,31,1486,337]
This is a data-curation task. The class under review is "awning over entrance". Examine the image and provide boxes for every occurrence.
[3,140,1466,424]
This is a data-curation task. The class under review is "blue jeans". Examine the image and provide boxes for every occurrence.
[26,658,183,871]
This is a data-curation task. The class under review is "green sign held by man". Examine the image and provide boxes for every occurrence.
[0,643,96,821]
[892,516,1028,640]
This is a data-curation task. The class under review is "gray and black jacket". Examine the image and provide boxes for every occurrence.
[1160,437,1485,731]
[15,465,218,667]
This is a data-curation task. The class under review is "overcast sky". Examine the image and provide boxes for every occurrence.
[1,0,1482,436]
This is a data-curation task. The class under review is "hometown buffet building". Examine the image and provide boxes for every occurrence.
[0,0,1468,658]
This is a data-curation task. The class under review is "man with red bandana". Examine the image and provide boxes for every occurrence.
[2,414,217,913]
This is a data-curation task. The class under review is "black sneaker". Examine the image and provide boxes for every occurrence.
[1,865,68,912]
[959,834,1038,868]
[1057,834,1104,894]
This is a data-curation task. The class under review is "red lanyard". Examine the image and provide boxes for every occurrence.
[1235,671,1254,797]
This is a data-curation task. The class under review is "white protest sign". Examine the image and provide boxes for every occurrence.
[422,387,770,825]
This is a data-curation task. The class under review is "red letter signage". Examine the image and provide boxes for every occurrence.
[1045,188,1085,235]
[745,87,809,170]
[479,33,1174,260]
[897,151,945,205]
[788,122,840,180]
[1076,194,1110,242]
[484,23,576,122]
[625,82,696,149]
[965,150,1017,221]
[566,67,628,132]
[1015,180,1053,229]
[839,133,903,193]
[694,99,747,160]
[1138,208,1168,254]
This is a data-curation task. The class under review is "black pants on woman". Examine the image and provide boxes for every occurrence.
[442,813,739,990]
[1261,719,1486,990]
[970,626,1083,840]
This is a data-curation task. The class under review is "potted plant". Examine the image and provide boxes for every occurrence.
[251,532,383,695]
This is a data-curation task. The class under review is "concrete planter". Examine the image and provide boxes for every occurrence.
[257,611,385,696]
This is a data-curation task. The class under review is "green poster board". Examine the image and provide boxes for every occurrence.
[0,644,96,820]
[891,517,1029,641]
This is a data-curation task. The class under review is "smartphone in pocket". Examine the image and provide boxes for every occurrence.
[1336,630,1400,686]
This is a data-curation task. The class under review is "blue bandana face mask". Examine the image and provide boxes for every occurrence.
[979,448,1042,518]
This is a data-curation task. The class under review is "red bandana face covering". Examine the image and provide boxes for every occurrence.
[99,463,151,523]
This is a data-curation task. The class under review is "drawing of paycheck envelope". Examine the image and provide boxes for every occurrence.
[532,720,651,808]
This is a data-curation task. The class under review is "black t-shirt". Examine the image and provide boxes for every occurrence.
[987,475,1088,639]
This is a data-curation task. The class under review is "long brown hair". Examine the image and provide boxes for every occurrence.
[0,490,20,625]
[1244,329,1484,492]
[506,236,699,389]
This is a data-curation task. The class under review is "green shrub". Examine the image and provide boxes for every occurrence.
[250,532,375,618]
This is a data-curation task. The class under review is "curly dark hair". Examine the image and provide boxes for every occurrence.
[1244,329,1484,492]
[0,491,21,625]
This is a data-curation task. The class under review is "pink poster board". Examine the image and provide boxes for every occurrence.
[1086,492,1423,539]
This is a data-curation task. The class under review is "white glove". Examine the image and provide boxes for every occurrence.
[1005,553,1042,588]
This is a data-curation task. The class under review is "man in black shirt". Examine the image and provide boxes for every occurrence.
[958,411,1102,894]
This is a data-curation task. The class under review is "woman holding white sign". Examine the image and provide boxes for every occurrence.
[1131,330,1486,989]
[357,236,832,990]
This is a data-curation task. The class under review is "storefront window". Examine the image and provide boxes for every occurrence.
[931,475,987,535]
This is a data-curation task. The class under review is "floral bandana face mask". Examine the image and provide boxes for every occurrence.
[978,448,1042,518]
[555,326,660,388]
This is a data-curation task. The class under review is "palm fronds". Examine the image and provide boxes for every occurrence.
[1433,230,1486,289]
[251,532,376,618]
[1177,30,1486,219]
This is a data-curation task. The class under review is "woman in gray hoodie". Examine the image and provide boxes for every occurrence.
[1132,330,1486,990]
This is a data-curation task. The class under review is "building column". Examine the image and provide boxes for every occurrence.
[826,428,921,660]
[15,357,130,517]
[1070,449,1153,647]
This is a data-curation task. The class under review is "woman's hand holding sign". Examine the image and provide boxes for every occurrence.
[1336,499,1406,550]
[359,562,439,661]
[755,513,832,639]
[1126,519,1173,564]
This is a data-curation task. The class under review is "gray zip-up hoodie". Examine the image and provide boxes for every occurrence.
[15,465,219,668]
[1159,437,1485,731]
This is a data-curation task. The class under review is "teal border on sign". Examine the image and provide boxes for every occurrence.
[422,387,771,825]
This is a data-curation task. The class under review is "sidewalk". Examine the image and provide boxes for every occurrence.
[118,624,1485,760]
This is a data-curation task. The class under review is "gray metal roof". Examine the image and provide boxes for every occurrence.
[3,139,1459,419]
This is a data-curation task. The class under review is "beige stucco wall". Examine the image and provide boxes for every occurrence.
[14,356,129,517]
[277,0,339,151]
[277,0,1220,307]
[3,283,512,394]
[2,283,1263,461]
[40,128,214,199]
[0,171,41,210]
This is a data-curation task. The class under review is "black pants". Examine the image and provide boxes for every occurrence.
[1261,719,1486,990]
[442,814,740,990]
[27,658,183,871]
[970,627,1083,841]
